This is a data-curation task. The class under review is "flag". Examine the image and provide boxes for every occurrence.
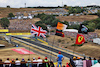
[78,24,88,34]
[55,29,64,37]
[56,22,67,31]
[75,34,85,45]
[31,24,47,38]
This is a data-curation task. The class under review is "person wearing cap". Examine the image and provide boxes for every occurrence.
[43,57,49,67]
[73,56,77,66]
[15,58,21,67]
[75,57,83,67]
[37,57,43,67]
[4,58,11,67]
[32,57,37,67]
[11,59,15,67]
[21,58,26,67]
[57,51,64,67]
[66,63,69,67]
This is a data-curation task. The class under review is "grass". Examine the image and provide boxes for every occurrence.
[47,35,100,59]
[56,15,98,22]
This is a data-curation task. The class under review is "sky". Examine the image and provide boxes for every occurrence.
[0,0,100,8]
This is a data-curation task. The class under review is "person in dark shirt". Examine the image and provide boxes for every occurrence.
[98,57,100,63]
[0,59,3,67]
[21,58,26,67]
[50,61,54,67]
[11,59,15,67]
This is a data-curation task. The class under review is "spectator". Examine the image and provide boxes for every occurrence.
[73,56,77,66]
[32,57,37,67]
[75,57,83,67]
[26,59,32,67]
[11,59,15,67]
[83,57,86,67]
[66,63,69,67]
[49,61,54,67]
[86,57,92,67]
[94,58,98,65]
[57,51,64,67]
[33,58,37,62]
[98,57,100,63]
[91,58,94,66]
[21,58,26,67]
[15,58,20,67]
[37,57,42,67]
[43,57,49,67]
[4,58,10,67]
[69,58,75,67]
[0,59,3,67]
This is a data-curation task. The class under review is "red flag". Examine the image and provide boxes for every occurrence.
[75,34,85,45]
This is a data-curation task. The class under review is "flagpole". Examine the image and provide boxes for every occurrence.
[50,33,56,61]
[29,46,30,59]
[73,33,78,56]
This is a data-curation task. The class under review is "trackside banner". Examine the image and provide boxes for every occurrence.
[11,48,35,54]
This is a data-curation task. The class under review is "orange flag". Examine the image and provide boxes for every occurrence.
[56,22,67,31]
[75,34,85,45]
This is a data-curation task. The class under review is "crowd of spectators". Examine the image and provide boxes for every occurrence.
[68,56,100,67]
[8,20,32,31]
[64,31,98,42]
[0,56,100,67]
[0,57,55,67]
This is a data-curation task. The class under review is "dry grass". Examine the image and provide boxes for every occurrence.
[0,47,45,62]
[0,36,13,47]
[56,15,98,22]
[47,35,75,47]
[0,8,48,17]
[95,30,100,36]
[75,43,100,58]
[47,35,100,59]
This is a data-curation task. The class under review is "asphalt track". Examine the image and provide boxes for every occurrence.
[12,36,76,59]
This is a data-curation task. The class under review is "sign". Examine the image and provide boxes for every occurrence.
[11,48,35,54]
[6,33,31,35]
[0,29,9,32]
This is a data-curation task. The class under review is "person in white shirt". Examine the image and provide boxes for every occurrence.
[33,58,37,62]
[15,58,21,67]
[76,57,83,67]
[33,57,37,67]
[37,57,43,67]
[4,58,10,67]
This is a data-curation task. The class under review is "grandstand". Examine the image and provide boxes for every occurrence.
[0,44,5,48]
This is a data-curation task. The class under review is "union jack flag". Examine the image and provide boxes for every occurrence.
[31,24,47,38]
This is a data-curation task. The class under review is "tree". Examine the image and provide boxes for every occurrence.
[86,22,95,32]
[0,18,10,29]
[51,19,59,27]
[64,5,67,8]
[96,23,100,29]
[61,21,69,26]
[35,23,48,31]
[8,13,15,19]
[97,11,100,17]
[7,5,10,8]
